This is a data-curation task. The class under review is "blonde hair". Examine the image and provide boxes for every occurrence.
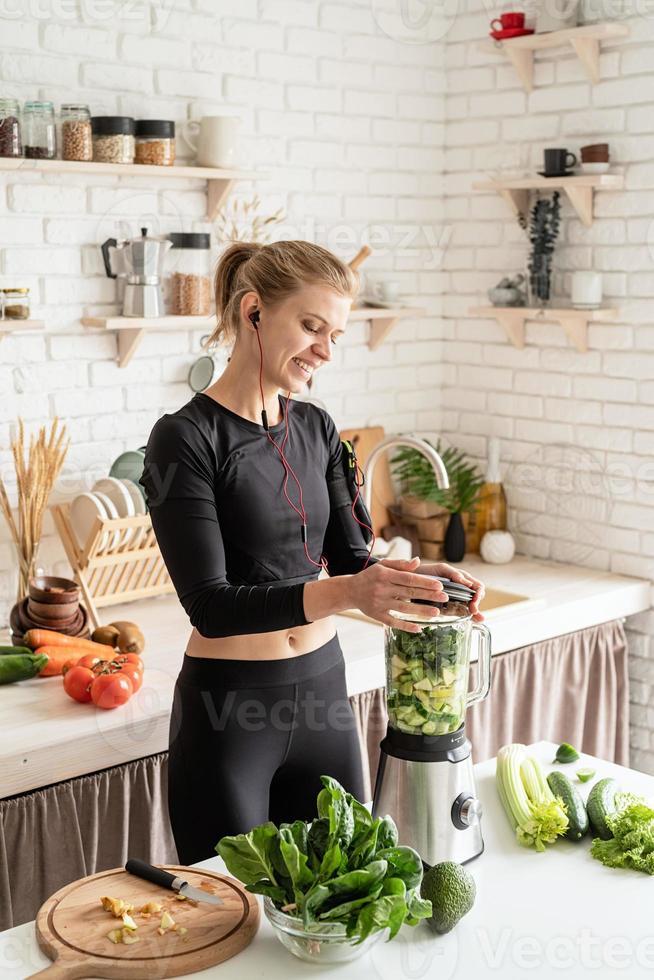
[209,240,359,348]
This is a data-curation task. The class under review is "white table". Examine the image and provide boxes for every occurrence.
[3,741,654,979]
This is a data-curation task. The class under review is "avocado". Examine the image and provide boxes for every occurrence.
[420,861,476,934]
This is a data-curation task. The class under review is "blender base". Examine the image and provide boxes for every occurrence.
[372,724,484,867]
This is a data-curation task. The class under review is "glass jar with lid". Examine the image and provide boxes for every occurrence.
[23,101,56,159]
[135,119,175,166]
[0,99,22,158]
[168,233,211,316]
[2,288,30,320]
[60,104,92,161]
[91,116,135,164]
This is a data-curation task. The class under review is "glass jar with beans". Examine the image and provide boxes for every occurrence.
[1,288,30,320]
[0,99,22,158]
[168,233,212,316]
[135,119,175,166]
[23,101,56,159]
[91,116,135,164]
[60,104,92,161]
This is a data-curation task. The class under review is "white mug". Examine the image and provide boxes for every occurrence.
[368,279,400,303]
[571,271,602,309]
[182,115,241,168]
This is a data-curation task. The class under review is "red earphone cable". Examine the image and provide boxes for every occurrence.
[255,325,327,572]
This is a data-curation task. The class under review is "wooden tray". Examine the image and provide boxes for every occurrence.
[32,864,259,979]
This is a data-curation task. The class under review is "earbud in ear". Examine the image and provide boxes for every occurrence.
[249,310,260,328]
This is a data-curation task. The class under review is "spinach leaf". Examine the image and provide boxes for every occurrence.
[317,776,355,849]
[317,885,383,920]
[279,827,314,901]
[318,841,342,880]
[245,879,289,905]
[355,894,407,943]
[348,819,381,868]
[376,815,399,851]
[216,821,279,885]
[324,858,387,898]
[280,819,309,855]
[405,888,432,926]
[307,817,330,861]
[376,846,423,889]
[302,881,332,925]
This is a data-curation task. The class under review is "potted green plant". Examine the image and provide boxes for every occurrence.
[391,440,483,562]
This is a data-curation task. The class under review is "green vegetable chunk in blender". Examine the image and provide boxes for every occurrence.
[373,574,491,865]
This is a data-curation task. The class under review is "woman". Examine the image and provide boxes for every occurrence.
[139,240,485,865]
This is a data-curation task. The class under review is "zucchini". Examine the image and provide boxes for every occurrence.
[0,645,33,657]
[0,653,48,684]
[547,770,588,841]
[586,777,618,840]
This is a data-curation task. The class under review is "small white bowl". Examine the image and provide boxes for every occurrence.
[580,162,610,174]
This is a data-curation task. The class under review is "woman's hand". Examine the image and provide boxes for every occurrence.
[350,556,449,634]
[416,561,486,621]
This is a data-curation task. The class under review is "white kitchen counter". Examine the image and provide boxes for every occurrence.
[3,742,654,980]
[0,555,649,797]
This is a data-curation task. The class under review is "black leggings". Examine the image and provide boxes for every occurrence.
[167,633,366,865]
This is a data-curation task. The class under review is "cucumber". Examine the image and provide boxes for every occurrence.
[586,777,618,840]
[0,645,33,657]
[547,770,589,841]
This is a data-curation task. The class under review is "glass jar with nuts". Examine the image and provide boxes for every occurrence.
[135,119,175,166]
[60,104,92,161]
[2,288,30,320]
[168,233,212,316]
[91,116,135,164]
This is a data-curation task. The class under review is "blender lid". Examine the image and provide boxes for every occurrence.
[412,574,475,609]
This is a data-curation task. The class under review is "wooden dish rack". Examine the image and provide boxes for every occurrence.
[50,502,174,631]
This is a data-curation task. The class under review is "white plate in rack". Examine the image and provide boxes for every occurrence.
[70,492,111,552]
[93,477,136,547]
[91,490,122,552]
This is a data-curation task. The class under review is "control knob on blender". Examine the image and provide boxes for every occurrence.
[452,792,483,829]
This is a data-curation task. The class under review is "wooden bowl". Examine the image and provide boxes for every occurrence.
[29,576,79,605]
[27,597,80,623]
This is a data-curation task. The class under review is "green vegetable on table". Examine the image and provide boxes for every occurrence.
[546,770,588,841]
[216,775,432,943]
[385,622,468,737]
[0,653,48,685]
[496,744,569,851]
[553,742,580,764]
[420,861,476,934]
[576,768,596,783]
[591,793,654,875]
[586,777,619,840]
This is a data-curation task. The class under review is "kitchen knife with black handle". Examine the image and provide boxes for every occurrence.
[125,858,224,905]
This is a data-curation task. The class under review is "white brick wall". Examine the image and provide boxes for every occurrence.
[442,2,654,772]
[0,3,445,622]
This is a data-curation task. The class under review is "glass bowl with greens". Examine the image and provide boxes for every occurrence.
[385,576,491,737]
[263,896,384,963]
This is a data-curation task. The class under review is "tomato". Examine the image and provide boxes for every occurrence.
[91,672,133,709]
[116,662,143,692]
[61,657,79,676]
[63,665,94,703]
[76,654,104,672]
[113,652,143,670]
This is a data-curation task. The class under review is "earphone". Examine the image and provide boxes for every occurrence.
[249,308,375,572]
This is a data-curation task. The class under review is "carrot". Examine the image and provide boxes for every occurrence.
[23,630,115,657]
[35,646,90,677]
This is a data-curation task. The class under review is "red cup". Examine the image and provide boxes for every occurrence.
[491,11,525,31]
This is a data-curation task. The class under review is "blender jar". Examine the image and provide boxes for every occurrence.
[384,576,491,737]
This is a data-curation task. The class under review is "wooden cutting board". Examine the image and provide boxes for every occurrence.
[339,425,396,536]
[32,864,259,979]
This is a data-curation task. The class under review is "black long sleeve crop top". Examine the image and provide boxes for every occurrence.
[138,391,377,638]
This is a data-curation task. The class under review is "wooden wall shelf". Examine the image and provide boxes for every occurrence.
[0,158,264,220]
[479,21,630,91]
[82,306,427,366]
[0,319,45,343]
[469,304,618,352]
[473,173,623,226]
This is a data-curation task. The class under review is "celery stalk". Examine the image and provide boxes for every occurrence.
[496,744,569,852]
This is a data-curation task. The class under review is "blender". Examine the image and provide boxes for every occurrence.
[372,575,491,866]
